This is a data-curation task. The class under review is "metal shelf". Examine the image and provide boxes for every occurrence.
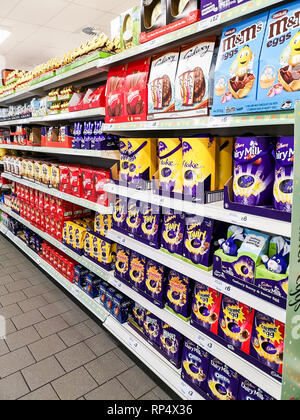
[102,112,294,134]
[0,205,281,399]
[104,183,291,238]
[2,173,113,214]
[0,0,284,108]
[106,229,286,324]
[0,222,204,401]
[0,107,105,127]
[0,144,119,160]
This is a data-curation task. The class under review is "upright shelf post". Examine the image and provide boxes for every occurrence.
[282,103,300,400]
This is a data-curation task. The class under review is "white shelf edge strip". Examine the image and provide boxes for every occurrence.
[0,223,108,322]
[0,223,202,401]
[2,173,113,214]
[0,206,281,399]
[105,273,280,400]
[104,184,291,238]
[104,317,204,401]
[0,145,120,160]
[0,107,105,126]
[107,229,286,324]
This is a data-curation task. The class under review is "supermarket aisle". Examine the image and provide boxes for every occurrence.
[0,234,174,401]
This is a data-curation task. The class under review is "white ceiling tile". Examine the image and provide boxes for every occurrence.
[46,3,103,32]
[0,18,40,41]
[6,0,69,25]
[0,0,21,18]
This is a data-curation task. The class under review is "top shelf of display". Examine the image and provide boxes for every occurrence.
[0,0,284,107]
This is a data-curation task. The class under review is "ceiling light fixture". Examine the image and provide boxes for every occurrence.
[0,29,11,45]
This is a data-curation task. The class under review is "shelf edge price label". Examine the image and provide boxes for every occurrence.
[128,336,140,352]
[208,116,232,128]
[180,381,198,400]
[196,334,214,353]
[228,212,249,227]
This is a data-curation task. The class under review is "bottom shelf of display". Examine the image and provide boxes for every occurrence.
[0,223,205,401]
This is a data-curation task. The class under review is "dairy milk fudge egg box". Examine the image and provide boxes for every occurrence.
[224,136,293,224]
[175,37,216,117]
[256,1,300,113]
[212,12,269,115]
[147,48,180,119]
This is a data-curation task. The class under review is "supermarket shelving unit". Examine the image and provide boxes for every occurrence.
[0,0,297,401]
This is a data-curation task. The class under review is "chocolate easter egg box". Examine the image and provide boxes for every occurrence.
[212,12,268,115]
[257,1,300,111]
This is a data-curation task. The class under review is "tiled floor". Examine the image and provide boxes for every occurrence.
[0,234,175,401]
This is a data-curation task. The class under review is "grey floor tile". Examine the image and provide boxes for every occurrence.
[0,303,23,320]
[34,315,69,338]
[117,366,156,399]
[0,372,30,400]
[85,351,128,386]
[19,384,59,401]
[5,326,40,352]
[0,275,14,286]
[0,286,8,296]
[61,308,90,327]
[28,334,67,362]
[39,298,74,320]
[152,386,173,401]
[0,290,27,307]
[4,319,17,336]
[18,295,48,313]
[21,356,65,391]
[58,323,95,347]
[113,347,136,369]
[11,309,45,330]
[42,289,67,304]
[55,342,96,372]
[51,367,98,400]
[84,319,105,335]
[10,270,40,282]
[23,283,55,299]
[0,347,35,378]
[85,332,118,357]
[0,339,9,356]
[85,378,134,401]
[6,280,32,293]
[139,390,158,400]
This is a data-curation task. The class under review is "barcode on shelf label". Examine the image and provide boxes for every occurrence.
[35,257,41,266]
[116,235,126,245]
[112,278,122,290]
[208,116,232,128]
[152,196,165,206]
[180,381,198,400]
[128,336,139,352]
[228,212,249,226]
[196,334,214,352]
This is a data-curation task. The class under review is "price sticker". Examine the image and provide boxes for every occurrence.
[228,212,249,226]
[208,116,232,128]
[180,381,198,400]
[117,235,126,245]
[112,277,122,290]
[128,336,139,352]
[196,334,214,352]
[35,257,41,266]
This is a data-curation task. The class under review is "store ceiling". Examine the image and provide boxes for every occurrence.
[0,0,137,70]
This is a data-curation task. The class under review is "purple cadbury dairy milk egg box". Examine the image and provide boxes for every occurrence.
[233,137,275,207]
[207,357,240,400]
[274,136,294,213]
[181,339,210,393]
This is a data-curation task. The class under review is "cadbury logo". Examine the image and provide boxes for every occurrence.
[183,44,210,60]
